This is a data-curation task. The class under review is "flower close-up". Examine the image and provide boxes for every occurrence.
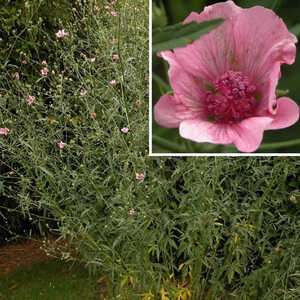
[154,1,299,152]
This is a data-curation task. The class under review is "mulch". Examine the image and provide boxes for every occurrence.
[0,235,73,276]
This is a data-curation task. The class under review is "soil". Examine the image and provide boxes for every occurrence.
[0,235,68,275]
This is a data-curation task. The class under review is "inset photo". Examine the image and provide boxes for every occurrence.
[151,0,300,154]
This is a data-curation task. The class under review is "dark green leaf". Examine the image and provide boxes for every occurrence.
[290,23,300,37]
[152,19,224,53]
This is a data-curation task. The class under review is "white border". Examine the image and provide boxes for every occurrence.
[149,0,153,156]
[148,2,299,157]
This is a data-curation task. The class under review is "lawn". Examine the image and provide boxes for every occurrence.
[0,237,105,300]
[0,260,101,300]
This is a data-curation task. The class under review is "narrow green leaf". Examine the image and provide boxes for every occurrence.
[152,19,224,53]
[152,135,188,153]
[290,23,300,37]
[39,166,54,178]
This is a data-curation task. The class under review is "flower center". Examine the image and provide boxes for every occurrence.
[204,70,257,123]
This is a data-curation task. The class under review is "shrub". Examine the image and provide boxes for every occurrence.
[1,1,300,300]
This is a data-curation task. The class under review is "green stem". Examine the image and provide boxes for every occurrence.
[259,138,300,151]
[152,73,170,93]
[117,3,130,127]
[152,135,188,153]
[225,138,300,152]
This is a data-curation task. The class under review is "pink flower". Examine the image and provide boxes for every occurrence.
[27,95,35,105]
[104,5,110,10]
[22,60,27,65]
[90,57,96,62]
[136,173,144,180]
[113,54,119,60]
[121,127,129,134]
[109,80,117,86]
[40,67,49,75]
[11,72,19,80]
[129,209,136,215]
[56,29,69,38]
[154,1,299,153]
[80,90,88,97]
[110,11,117,17]
[41,60,47,65]
[57,141,67,149]
[91,112,96,119]
[0,128,9,135]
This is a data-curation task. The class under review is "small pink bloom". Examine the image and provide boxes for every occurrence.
[11,72,19,80]
[112,54,119,60]
[121,127,129,134]
[50,120,55,125]
[0,93,2,98]
[90,57,96,62]
[110,11,117,17]
[56,29,69,38]
[109,80,117,86]
[0,128,9,135]
[154,1,299,153]
[129,209,136,215]
[27,95,35,105]
[40,67,49,75]
[80,90,88,97]
[91,112,96,119]
[57,141,67,149]
[41,60,47,65]
[9,171,14,176]
[104,5,110,10]
[136,173,144,180]
[22,60,27,65]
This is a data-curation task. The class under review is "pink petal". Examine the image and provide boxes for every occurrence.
[179,119,235,145]
[234,6,296,82]
[266,97,299,130]
[179,116,273,152]
[159,51,205,105]
[233,6,297,112]
[154,94,181,128]
[184,1,242,24]
[154,94,203,128]
[231,117,273,152]
[171,1,241,83]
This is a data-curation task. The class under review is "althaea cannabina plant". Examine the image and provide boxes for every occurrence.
[154,1,299,152]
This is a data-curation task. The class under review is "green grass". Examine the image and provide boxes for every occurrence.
[0,259,101,300]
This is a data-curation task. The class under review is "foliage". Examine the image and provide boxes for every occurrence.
[1,1,300,299]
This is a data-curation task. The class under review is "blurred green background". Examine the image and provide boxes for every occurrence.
[152,0,300,153]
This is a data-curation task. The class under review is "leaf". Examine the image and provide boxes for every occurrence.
[290,23,300,37]
[152,19,224,53]
[38,166,54,178]
[239,0,275,9]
